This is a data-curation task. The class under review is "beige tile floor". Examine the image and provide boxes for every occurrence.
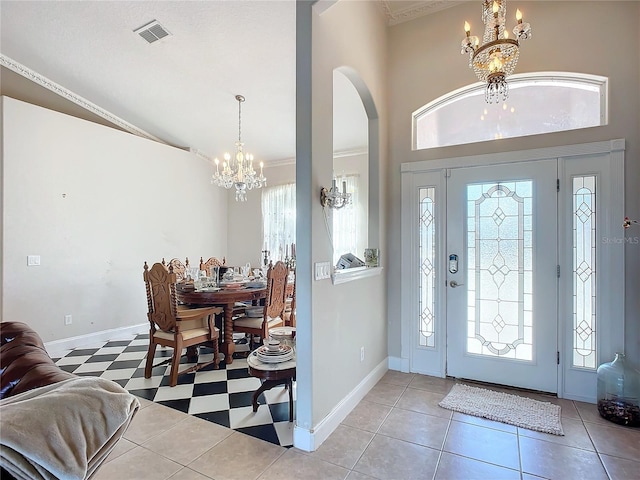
[95,371,640,480]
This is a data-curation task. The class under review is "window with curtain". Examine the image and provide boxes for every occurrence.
[262,183,296,262]
[332,174,360,265]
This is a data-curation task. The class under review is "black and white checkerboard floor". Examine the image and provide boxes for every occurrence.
[51,333,295,447]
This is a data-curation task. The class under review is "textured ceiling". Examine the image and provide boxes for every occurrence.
[0,1,450,164]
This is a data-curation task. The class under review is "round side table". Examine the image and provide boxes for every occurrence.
[247,352,296,422]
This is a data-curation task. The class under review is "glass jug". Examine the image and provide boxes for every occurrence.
[596,353,640,426]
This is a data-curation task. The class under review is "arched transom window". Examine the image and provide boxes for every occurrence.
[413,72,608,149]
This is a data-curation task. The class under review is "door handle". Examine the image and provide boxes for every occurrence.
[449,280,464,288]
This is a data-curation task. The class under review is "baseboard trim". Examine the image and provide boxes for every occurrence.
[388,356,410,373]
[44,323,147,356]
[293,357,388,452]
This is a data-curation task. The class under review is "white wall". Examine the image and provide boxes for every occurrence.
[294,0,389,447]
[386,2,640,366]
[1,97,228,342]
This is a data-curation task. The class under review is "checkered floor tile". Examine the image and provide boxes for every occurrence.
[51,333,295,447]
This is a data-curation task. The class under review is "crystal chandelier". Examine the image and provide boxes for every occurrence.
[460,0,531,103]
[211,95,266,201]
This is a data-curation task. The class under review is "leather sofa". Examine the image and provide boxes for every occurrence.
[0,321,140,479]
[1,321,76,399]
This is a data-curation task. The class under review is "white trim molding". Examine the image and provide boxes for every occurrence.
[1,54,167,145]
[293,357,387,451]
[332,266,383,285]
[388,356,410,373]
[44,323,147,357]
[402,139,625,173]
[400,138,625,402]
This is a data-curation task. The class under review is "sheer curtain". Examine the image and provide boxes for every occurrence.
[332,174,360,265]
[262,183,296,262]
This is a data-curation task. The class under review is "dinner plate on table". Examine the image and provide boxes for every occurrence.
[221,283,246,289]
[196,287,221,292]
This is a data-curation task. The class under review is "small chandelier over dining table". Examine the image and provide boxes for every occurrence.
[211,94,266,201]
[460,0,531,104]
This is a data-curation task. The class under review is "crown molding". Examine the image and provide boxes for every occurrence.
[1,54,167,145]
[380,0,462,26]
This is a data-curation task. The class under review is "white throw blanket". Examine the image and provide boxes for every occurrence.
[0,377,140,480]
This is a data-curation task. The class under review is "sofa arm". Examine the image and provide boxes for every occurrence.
[1,322,76,399]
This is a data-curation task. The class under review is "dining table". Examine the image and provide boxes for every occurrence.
[176,284,267,364]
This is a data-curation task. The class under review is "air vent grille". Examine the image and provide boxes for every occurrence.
[134,20,171,44]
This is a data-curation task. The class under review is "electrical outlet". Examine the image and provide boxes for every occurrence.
[360,346,365,362]
[27,255,41,266]
[64,315,72,326]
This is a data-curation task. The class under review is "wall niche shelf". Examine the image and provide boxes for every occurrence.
[331,266,383,285]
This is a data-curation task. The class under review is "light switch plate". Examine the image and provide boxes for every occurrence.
[314,261,331,280]
[27,255,41,266]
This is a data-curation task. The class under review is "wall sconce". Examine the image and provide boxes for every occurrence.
[320,179,351,210]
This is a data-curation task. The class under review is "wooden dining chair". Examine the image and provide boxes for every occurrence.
[284,268,296,327]
[234,261,288,349]
[164,257,190,282]
[143,262,222,386]
[199,256,226,277]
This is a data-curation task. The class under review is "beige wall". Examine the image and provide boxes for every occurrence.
[296,0,389,435]
[1,97,228,341]
[386,1,640,365]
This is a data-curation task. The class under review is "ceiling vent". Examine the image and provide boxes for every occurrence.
[134,20,171,44]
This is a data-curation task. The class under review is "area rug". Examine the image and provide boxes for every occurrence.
[439,383,564,435]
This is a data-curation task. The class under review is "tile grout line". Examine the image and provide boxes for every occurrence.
[347,377,412,478]
[578,402,614,480]
[431,410,454,480]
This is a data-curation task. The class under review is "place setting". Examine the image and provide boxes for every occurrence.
[217,263,267,290]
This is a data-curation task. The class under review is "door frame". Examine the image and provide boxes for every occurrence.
[446,160,559,393]
[400,139,625,401]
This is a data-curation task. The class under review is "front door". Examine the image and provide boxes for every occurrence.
[446,160,558,392]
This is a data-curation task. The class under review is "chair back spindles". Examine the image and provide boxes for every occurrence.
[143,262,155,328]
[264,261,289,322]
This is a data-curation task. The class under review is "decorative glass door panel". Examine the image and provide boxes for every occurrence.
[447,160,558,392]
[572,176,597,369]
[419,187,436,348]
[466,181,533,360]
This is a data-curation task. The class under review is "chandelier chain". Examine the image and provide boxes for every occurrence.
[237,95,243,143]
